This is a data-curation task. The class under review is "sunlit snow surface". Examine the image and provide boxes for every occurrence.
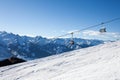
[0,41,120,80]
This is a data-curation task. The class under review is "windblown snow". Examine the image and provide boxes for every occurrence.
[0,41,120,80]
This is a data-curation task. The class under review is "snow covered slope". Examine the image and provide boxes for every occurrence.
[0,41,120,80]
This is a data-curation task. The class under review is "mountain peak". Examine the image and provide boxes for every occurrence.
[0,31,103,60]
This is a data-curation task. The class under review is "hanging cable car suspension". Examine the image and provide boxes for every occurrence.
[99,22,107,33]
[54,17,120,38]
[69,32,74,45]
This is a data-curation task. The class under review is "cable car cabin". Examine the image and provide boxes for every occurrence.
[99,27,106,33]
[69,40,74,45]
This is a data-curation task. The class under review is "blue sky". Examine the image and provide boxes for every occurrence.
[0,0,120,39]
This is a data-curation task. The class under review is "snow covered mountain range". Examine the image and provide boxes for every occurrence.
[0,41,120,80]
[0,31,103,60]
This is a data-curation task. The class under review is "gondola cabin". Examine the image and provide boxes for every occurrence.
[69,40,74,45]
[99,27,106,33]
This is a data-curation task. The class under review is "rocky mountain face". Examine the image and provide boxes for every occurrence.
[0,31,103,60]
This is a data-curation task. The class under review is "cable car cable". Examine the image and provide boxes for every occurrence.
[54,17,120,38]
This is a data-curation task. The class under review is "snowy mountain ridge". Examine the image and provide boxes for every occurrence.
[0,31,103,60]
[0,41,120,80]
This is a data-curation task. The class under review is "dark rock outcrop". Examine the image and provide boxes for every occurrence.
[0,57,26,67]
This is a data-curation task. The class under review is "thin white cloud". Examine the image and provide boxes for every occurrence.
[19,34,36,37]
[67,30,79,34]
[82,30,100,36]
[50,30,120,41]
[80,30,120,41]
